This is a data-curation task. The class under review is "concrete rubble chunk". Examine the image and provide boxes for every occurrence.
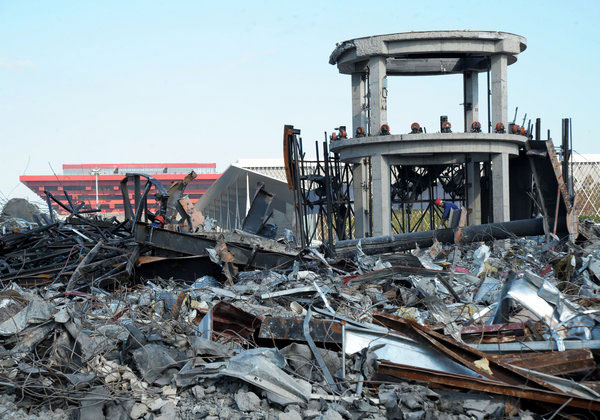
[234,390,261,412]
[0,298,54,336]
[79,386,110,420]
[129,402,148,419]
[302,409,321,420]
[319,408,343,420]
[279,410,302,420]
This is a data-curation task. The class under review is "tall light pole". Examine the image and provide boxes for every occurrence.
[90,168,100,210]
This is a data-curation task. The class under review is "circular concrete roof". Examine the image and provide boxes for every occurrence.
[329,132,526,162]
[330,30,527,75]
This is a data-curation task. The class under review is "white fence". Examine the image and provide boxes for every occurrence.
[572,153,600,218]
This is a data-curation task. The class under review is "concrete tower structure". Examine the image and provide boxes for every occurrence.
[329,31,527,237]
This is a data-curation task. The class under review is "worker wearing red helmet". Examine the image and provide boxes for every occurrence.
[435,198,459,221]
[151,215,165,228]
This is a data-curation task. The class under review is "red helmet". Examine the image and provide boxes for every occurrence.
[435,198,443,206]
[155,215,165,223]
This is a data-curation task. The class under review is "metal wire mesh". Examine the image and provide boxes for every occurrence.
[572,154,600,219]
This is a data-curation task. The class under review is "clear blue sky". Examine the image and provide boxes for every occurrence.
[1,0,598,203]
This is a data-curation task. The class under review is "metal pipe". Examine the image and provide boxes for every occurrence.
[323,140,334,253]
[487,62,491,133]
[569,118,574,197]
[336,217,560,258]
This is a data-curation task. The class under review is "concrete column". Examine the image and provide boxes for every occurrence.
[351,73,367,136]
[463,71,479,131]
[491,55,508,130]
[492,153,510,223]
[466,159,481,225]
[352,162,369,238]
[368,56,387,135]
[371,154,391,236]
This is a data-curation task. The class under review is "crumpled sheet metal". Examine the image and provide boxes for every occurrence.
[189,336,233,358]
[490,270,599,350]
[175,347,311,405]
[132,343,186,384]
[343,324,482,378]
[473,277,501,304]
[502,276,560,328]
[421,296,463,343]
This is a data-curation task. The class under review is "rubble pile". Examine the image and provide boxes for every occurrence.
[0,209,599,419]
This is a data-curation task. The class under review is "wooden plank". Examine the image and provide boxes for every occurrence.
[545,141,572,212]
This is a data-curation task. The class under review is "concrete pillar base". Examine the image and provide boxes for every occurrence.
[467,159,481,225]
[352,162,369,238]
[492,153,510,223]
[371,155,391,236]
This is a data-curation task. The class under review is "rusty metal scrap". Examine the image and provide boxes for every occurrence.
[460,322,543,344]
[197,301,261,341]
[134,221,306,270]
[376,361,600,413]
[373,312,569,393]
[495,348,596,376]
[257,315,342,348]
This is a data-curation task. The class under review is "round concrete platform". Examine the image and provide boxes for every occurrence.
[330,30,527,75]
[329,133,526,163]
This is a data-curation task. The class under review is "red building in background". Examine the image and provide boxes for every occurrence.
[20,163,220,215]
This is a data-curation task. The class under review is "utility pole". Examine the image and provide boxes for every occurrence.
[90,168,100,210]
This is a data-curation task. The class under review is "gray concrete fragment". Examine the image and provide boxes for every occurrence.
[156,402,177,420]
[105,401,129,420]
[403,410,424,420]
[463,398,504,420]
[234,390,261,412]
[0,298,54,336]
[192,385,205,399]
[378,390,398,408]
[279,410,302,420]
[129,402,148,419]
[302,409,321,419]
[79,385,109,420]
[318,408,343,420]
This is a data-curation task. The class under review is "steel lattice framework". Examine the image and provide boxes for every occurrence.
[390,164,467,233]
[284,125,354,253]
